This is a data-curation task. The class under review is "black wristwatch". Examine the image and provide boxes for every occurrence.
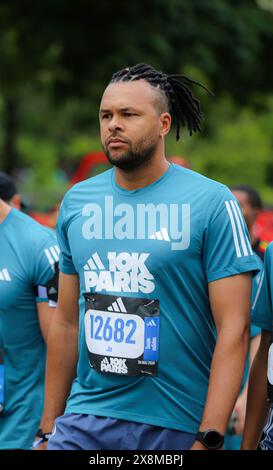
[32,428,52,449]
[36,428,52,442]
[196,429,224,450]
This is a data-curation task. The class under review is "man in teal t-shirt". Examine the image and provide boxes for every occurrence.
[242,242,273,449]
[41,64,260,451]
[224,186,264,449]
[0,172,59,449]
[224,254,262,449]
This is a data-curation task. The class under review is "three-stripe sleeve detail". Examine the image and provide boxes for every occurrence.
[225,200,253,258]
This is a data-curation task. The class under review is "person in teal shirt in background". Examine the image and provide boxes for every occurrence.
[0,172,59,449]
[224,187,264,449]
[224,262,262,449]
[242,242,273,449]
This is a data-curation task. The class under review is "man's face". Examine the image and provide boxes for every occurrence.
[99,80,170,170]
[232,190,259,231]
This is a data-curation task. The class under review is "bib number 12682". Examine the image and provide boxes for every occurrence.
[85,309,145,359]
[84,293,160,377]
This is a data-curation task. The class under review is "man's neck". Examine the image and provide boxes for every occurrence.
[0,200,11,224]
[114,157,170,191]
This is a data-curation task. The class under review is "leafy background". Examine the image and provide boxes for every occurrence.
[0,0,272,209]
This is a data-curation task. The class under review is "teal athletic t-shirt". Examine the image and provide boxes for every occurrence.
[0,208,59,449]
[251,243,273,409]
[57,164,260,433]
[252,242,273,333]
[241,253,263,387]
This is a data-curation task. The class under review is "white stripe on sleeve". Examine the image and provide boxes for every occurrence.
[50,246,59,262]
[225,201,242,258]
[230,200,249,256]
[252,270,265,311]
[234,201,253,255]
[44,248,54,267]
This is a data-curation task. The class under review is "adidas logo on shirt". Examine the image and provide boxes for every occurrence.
[107,297,127,313]
[44,245,60,270]
[84,253,105,271]
[0,268,11,281]
[84,251,155,294]
[149,227,170,242]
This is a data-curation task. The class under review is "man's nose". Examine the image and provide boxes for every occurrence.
[108,115,124,132]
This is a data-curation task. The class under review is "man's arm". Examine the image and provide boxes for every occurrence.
[241,329,271,449]
[40,272,79,436]
[37,302,55,344]
[191,273,251,450]
[231,333,261,435]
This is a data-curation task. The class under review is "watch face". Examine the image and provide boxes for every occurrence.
[204,430,222,448]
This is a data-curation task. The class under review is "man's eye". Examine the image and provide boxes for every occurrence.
[102,114,111,119]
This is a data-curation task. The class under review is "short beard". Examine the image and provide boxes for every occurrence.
[103,139,157,171]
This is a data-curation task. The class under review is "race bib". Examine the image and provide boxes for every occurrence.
[84,293,160,377]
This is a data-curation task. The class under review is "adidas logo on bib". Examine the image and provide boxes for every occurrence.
[107,297,127,313]
[100,357,128,374]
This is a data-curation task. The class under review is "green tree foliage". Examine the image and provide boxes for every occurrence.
[167,94,273,204]
[1,0,272,100]
[0,0,272,207]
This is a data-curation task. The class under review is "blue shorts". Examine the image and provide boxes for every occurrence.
[260,405,273,450]
[47,414,196,450]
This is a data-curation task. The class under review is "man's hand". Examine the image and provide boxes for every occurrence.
[233,395,246,435]
[32,437,48,450]
[32,428,52,450]
[190,441,208,450]
[190,441,224,451]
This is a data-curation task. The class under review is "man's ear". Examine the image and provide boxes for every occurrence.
[159,112,172,138]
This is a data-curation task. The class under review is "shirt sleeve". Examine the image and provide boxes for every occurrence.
[252,243,273,332]
[250,324,261,338]
[57,193,78,275]
[250,266,262,337]
[202,185,261,283]
[32,233,60,304]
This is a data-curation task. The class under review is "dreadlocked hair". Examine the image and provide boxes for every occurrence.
[110,63,212,140]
